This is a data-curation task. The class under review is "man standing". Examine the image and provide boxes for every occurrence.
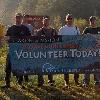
[58,14,80,86]
[20,14,35,83]
[4,13,30,88]
[82,16,100,86]
[37,16,57,87]
[22,14,34,35]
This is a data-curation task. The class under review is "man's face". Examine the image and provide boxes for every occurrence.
[43,19,50,27]
[23,17,29,24]
[16,16,23,25]
[90,19,96,26]
[28,17,33,24]
[66,17,74,26]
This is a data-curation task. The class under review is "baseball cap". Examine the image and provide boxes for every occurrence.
[66,14,73,21]
[89,16,96,21]
[43,16,50,20]
[23,14,30,18]
[15,13,23,18]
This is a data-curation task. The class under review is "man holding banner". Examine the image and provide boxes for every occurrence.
[3,13,31,88]
[83,16,100,86]
[37,16,57,87]
[58,14,80,86]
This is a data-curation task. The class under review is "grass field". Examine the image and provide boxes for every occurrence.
[0,44,100,100]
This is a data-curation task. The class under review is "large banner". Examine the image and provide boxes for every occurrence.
[9,35,100,75]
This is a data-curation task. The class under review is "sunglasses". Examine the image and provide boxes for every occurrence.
[90,19,96,22]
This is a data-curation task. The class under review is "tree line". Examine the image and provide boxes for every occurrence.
[0,0,100,26]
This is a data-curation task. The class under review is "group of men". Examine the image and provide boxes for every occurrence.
[3,13,100,88]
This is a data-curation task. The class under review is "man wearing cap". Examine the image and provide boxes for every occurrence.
[37,16,57,87]
[82,16,100,86]
[58,14,80,86]
[3,13,31,88]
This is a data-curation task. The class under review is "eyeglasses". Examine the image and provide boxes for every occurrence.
[67,17,73,20]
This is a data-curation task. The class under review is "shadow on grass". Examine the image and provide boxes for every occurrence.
[0,86,32,100]
[0,84,100,100]
[0,96,5,100]
[23,85,77,100]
